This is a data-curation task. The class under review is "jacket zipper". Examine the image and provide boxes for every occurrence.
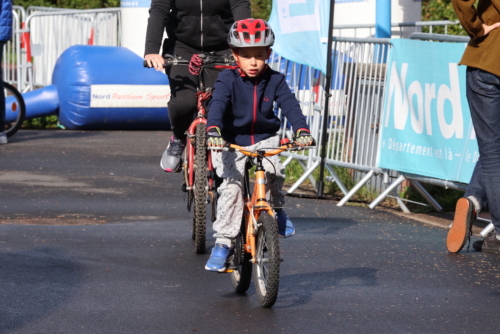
[200,0,203,51]
[251,80,258,145]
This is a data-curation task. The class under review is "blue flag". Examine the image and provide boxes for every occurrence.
[268,0,331,74]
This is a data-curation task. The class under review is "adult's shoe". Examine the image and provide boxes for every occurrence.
[473,232,500,253]
[160,136,186,172]
[0,132,7,145]
[446,197,475,253]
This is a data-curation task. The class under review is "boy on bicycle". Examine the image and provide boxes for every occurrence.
[205,19,315,272]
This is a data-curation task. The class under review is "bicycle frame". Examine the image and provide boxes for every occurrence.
[244,167,274,262]
[228,144,294,262]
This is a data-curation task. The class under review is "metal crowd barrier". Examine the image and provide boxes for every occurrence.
[334,20,461,38]
[367,33,495,236]
[20,7,121,91]
[2,6,23,88]
[366,33,472,212]
[269,35,453,212]
[269,37,412,211]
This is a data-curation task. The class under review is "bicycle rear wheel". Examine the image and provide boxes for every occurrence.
[193,122,207,254]
[253,211,280,308]
[229,217,252,293]
[3,82,26,138]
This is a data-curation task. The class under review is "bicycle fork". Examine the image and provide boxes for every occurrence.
[244,167,275,263]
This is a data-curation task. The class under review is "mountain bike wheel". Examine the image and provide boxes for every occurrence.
[253,211,280,308]
[193,122,207,254]
[3,82,26,138]
[229,218,252,293]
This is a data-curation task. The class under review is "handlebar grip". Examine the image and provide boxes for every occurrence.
[143,59,175,68]
[143,55,188,68]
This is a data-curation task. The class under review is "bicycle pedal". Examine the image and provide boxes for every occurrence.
[223,269,234,273]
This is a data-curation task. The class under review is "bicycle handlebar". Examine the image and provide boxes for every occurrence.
[207,143,315,157]
[143,53,236,68]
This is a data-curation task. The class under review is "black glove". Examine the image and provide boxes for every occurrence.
[207,127,225,147]
[294,129,315,146]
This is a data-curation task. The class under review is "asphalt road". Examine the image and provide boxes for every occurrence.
[1,130,499,333]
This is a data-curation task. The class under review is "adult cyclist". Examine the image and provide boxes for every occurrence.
[144,0,251,172]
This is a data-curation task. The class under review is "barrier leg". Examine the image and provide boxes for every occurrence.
[337,170,375,207]
[281,155,294,168]
[409,180,443,212]
[286,159,321,194]
[480,222,495,238]
[325,164,348,195]
[390,189,410,213]
[368,174,405,209]
[297,159,318,191]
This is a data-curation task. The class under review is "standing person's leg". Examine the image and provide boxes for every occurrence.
[160,62,199,171]
[465,67,500,252]
[0,41,6,145]
[463,158,487,210]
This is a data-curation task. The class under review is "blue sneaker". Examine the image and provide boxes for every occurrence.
[276,210,295,238]
[205,244,232,272]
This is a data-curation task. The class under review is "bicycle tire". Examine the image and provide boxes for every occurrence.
[3,82,26,138]
[193,122,207,254]
[229,218,252,293]
[253,211,280,308]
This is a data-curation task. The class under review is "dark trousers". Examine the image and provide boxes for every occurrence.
[464,67,500,232]
[167,63,223,139]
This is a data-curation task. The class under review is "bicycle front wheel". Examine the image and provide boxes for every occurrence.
[193,122,207,254]
[253,211,280,308]
[3,82,26,138]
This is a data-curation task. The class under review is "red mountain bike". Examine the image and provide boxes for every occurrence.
[146,53,236,253]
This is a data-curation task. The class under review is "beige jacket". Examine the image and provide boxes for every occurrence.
[452,0,500,76]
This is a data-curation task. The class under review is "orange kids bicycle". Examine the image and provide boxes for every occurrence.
[146,53,236,254]
[210,141,312,308]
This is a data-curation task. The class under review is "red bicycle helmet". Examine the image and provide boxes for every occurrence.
[228,18,275,48]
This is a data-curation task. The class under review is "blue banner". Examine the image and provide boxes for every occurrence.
[268,0,330,74]
[378,39,477,183]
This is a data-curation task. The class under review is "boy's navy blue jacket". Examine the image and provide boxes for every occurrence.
[207,66,309,146]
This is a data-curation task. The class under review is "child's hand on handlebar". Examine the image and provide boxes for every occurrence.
[207,127,225,147]
[144,54,165,71]
[294,129,315,147]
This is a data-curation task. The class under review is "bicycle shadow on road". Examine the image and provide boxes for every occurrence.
[274,267,378,308]
[0,247,82,333]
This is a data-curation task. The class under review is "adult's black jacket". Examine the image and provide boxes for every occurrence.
[145,0,251,56]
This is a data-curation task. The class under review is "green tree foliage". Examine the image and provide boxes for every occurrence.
[13,0,119,9]
[14,0,265,12]
[250,0,272,20]
[421,0,466,35]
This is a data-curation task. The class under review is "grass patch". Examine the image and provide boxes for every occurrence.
[22,115,60,129]
[283,157,379,203]
[400,184,464,213]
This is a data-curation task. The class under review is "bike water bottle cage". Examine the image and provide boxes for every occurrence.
[228,19,275,48]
